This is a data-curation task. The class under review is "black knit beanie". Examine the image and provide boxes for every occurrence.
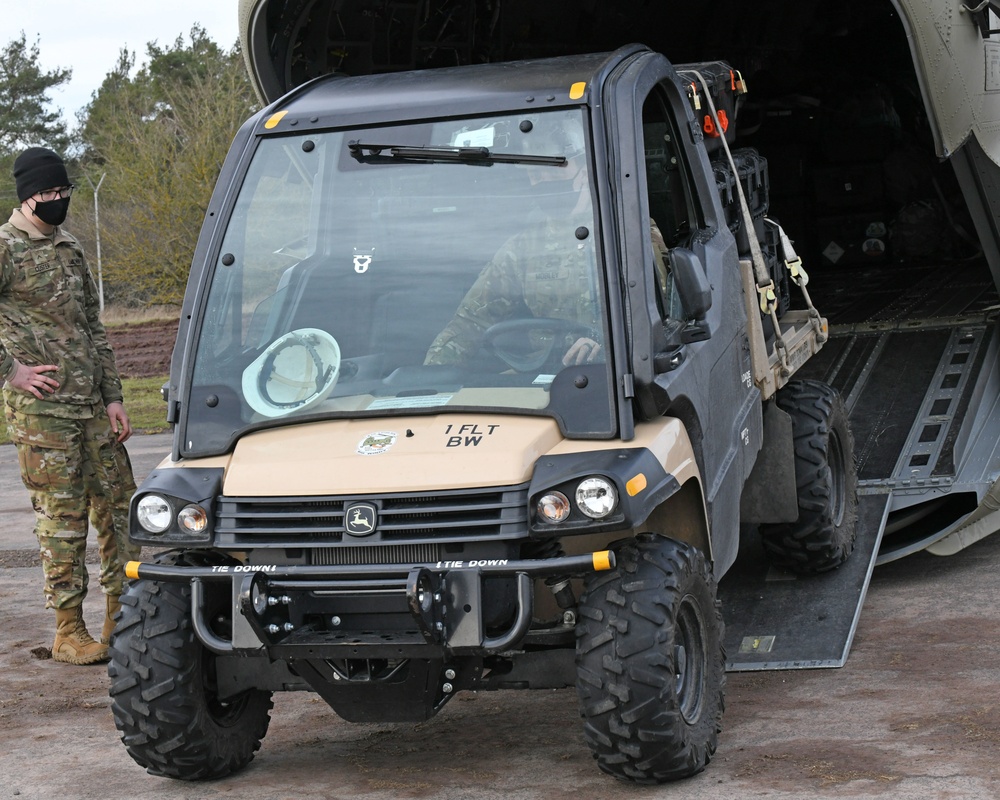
[13,147,70,202]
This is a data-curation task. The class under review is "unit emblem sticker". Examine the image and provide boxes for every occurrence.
[357,431,397,455]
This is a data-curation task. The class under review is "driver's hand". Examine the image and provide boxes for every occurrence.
[563,337,602,366]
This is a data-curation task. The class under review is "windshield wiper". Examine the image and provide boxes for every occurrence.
[348,141,566,166]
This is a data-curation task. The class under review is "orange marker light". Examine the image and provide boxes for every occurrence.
[569,81,586,100]
[593,550,613,571]
[626,473,648,496]
[264,110,288,129]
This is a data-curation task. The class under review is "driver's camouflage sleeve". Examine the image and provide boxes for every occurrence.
[424,218,600,365]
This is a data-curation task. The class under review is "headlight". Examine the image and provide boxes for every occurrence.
[136,494,172,533]
[178,504,209,533]
[536,491,571,523]
[575,477,618,519]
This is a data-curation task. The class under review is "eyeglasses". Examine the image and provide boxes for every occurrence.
[36,185,75,201]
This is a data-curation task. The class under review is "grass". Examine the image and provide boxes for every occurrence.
[101,304,178,325]
[122,375,172,434]
[0,374,171,446]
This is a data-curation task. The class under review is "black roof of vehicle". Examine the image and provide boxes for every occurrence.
[254,45,648,132]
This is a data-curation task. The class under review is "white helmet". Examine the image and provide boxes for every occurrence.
[242,328,341,418]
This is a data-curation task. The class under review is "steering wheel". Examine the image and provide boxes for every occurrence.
[482,318,599,373]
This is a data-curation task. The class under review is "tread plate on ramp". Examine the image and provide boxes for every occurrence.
[719,493,889,671]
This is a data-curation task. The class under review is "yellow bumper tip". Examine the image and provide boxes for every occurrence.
[593,550,613,571]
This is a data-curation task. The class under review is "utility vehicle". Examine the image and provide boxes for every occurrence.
[109,0,1000,784]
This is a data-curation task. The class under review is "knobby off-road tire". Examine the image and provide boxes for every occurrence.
[759,379,858,574]
[108,570,273,780]
[575,534,725,783]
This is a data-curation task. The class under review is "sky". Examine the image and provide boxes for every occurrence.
[3,1,241,130]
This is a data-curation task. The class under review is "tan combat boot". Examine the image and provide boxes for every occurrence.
[52,606,109,665]
[101,594,121,645]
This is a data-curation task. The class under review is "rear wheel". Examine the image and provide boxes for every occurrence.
[759,379,858,573]
[575,534,725,783]
[108,555,273,780]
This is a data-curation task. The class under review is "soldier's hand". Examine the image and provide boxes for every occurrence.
[107,401,133,443]
[7,360,59,399]
[563,337,602,366]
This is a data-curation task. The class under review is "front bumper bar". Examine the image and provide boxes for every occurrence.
[124,550,615,657]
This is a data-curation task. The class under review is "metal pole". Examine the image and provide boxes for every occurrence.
[86,173,107,313]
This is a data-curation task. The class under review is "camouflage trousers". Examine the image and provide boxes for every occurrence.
[6,405,141,610]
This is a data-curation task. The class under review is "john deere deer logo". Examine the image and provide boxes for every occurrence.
[344,502,377,536]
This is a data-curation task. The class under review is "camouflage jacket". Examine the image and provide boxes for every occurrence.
[424,217,601,365]
[0,209,124,417]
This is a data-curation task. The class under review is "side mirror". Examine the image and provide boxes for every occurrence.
[670,248,712,343]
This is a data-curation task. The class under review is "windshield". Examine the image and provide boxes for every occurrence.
[181,108,615,455]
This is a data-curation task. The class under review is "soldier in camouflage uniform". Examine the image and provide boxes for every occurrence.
[424,216,603,366]
[425,145,605,367]
[1,147,140,665]
[424,175,672,368]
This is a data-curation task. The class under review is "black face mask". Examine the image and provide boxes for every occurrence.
[31,197,70,226]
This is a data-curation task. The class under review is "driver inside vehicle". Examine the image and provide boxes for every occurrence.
[424,123,603,369]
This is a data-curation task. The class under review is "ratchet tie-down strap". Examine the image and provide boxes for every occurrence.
[682,68,826,373]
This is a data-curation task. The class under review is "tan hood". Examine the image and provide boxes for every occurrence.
[222,415,565,496]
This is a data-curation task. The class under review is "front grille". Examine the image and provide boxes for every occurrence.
[214,483,529,548]
[310,543,442,566]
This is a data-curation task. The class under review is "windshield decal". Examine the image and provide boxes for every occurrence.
[367,395,454,410]
[451,125,496,148]
[353,247,375,274]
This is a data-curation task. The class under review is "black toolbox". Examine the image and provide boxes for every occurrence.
[677,61,745,155]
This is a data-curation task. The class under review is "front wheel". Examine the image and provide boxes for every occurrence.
[575,534,726,783]
[108,566,273,780]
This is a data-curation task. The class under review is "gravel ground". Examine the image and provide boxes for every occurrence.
[0,531,997,800]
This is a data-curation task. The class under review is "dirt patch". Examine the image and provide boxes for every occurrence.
[105,318,180,378]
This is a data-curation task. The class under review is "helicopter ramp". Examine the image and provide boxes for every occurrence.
[719,492,888,671]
